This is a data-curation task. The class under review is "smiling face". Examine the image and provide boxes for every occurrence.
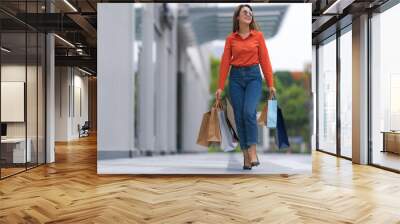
[237,6,253,25]
[232,4,259,33]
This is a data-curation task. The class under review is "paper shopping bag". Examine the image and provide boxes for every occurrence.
[208,101,221,143]
[196,111,211,147]
[258,103,267,126]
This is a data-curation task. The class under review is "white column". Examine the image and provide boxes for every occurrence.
[45,0,56,163]
[352,14,369,164]
[46,32,55,163]
[97,4,135,160]
[168,9,178,152]
[158,30,169,153]
[138,4,155,152]
[312,45,317,151]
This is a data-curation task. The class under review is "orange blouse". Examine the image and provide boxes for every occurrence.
[218,30,274,90]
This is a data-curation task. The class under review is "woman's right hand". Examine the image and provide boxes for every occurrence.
[215,88,223,101]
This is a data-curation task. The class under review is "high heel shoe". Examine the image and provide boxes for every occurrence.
[251,154,260,167]
[243,152,252,170]
[243,163,252,170]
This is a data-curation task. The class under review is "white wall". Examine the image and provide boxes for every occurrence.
[55,67,69,141]
[54,67,89,141]
[71,73,89,138]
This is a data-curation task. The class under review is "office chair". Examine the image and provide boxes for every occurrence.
[79,121,90,138]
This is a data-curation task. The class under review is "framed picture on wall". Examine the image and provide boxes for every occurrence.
[1,81,25,122]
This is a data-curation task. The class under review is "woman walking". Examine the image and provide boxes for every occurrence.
[215,4,276,170]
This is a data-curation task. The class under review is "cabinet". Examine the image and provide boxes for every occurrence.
[382,131,400,154]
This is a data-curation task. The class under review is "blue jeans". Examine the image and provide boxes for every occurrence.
[228,64,262,151]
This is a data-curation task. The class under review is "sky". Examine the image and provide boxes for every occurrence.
[209,3,312,72]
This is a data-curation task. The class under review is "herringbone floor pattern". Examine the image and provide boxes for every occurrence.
[1,134,400,223]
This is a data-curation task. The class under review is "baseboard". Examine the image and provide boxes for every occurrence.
[98,150,134,160]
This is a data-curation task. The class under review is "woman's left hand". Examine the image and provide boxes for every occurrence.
[269,87,276,98]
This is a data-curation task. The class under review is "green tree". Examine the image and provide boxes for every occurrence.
[277,84,309,140]
[209,56,228,107]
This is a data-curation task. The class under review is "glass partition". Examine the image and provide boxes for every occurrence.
[0,2,46,179]
[1,30,28,177]
[27,30,38,169]
[339,27,352,158]
[317,35,337,154]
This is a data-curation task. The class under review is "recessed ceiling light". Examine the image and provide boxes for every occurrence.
[322,0,353,15]
[1,47,11,53]
[63,0,78,12]
[78,67,92,76]
[54,34,75,48]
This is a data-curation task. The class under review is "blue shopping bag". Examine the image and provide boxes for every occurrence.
[276,106,290,149]
[266,98,277,128]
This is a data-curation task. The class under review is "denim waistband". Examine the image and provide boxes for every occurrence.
[231,64,259,69]
[230,64,260,74]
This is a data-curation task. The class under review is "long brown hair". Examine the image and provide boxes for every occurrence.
[232,4,260,33]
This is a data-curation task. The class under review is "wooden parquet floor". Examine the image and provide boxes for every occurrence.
[1,134,400,223]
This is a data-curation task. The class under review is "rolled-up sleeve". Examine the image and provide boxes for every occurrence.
[258,32,274,88]
[218,36,232,90]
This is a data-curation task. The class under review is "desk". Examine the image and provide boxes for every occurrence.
[1,138,31,163]
[381,131,400,154]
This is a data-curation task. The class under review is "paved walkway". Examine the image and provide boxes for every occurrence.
[98,152,311,174]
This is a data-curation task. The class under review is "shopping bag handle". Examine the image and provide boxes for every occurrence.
[213,98,224,110]
[268,93,276,100]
